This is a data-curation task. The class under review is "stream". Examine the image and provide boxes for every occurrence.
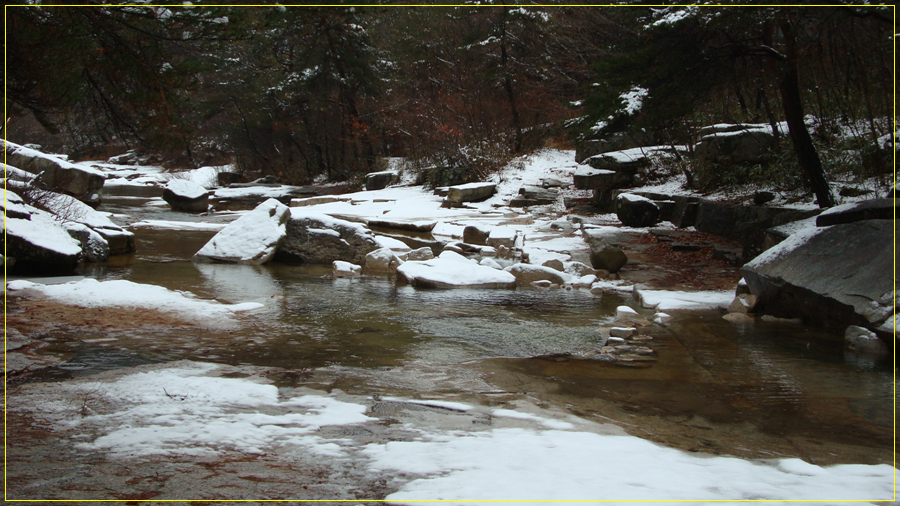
[10,184,896,475]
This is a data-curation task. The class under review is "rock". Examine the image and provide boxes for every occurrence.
[605,336,627,345]
[585,147,653,173]
[616,305,639,322]
[573,167,633,191]
[365,171,400,191]
[292,196,351,207]
[217,171,244,186]
[3,207,83,274]
[194,198,290,265]
[333,261,362,277]
[277,211,381,265]
[541,259,565,272]
[163,179,210,213]
[532,280,554,288]
[504,263,570,287]
[760,315,803,325]
[365,247,403,273]
[462,225,491,246]
[510,186,558,207]
[694,124,776,165]
[479,257,502,270]
[584,230,628,273]
[616,193,660,227]
[407,247,435,261]
[652,312,671,324]
[735,278,751,296]
[741,219,894,332]
[367,219,437,233]
[844,326,888,356]
[727,294,758,314]
[753,191,776,205]
[28,189,135,256]
[541,177,568,188]
[63,222,109,262]
[3,139,105,204]
[487,227,518,249]
[564,261,597,277]
[609,327,636,338]
[446,182,496,205]
[396,251,517,289]
[815,199,895,227]
[723,313,755,324]
[571,275,598,289]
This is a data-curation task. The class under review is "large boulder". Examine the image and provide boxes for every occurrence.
[446,182,496,205]
[194,198,290,265]
[573,167,634,191]
[616,193,660,227]
[277,210,381,265]
[396,251,516,289]
[2,199,82,274]
[741,219,895,334]
[365,170,400,191]
[367,219,437,233]
[463,225,491,245]
[504,264,571,287]
[3,140,105,205]
[815,199,895,227]
[583,230,628,273]
[584,147,653,173]
[163,179,210,213]
[694,124,776,165]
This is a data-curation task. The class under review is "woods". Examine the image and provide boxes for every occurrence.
[5,4,895,206]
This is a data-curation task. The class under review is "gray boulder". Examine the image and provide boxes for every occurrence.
[584,230,628,273]
[163,179,210,213]
[3,140,105,205]
[815,199,895,227]
[695,125,776,165]
[616,193,660,228]
[277,211,381,265]
[463,225,491,245]
[365,171,400,191]
[446,182,495,205]
[573,167,633,191]
[741,219,894,333]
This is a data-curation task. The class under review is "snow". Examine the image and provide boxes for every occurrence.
[213,186,294,199]
[619,86,648,116]
[194,198,289,264]
[44,362,373,457]
[491,409,574,430]
[6,278,262,328]
[375,235,411,251]
[397,251,517,288]
[3,209,83,257]
[382,397,474,412]
[130,220,228,231]
[636,289,734,311]
[366,427,896,503]
[165,179,209,200]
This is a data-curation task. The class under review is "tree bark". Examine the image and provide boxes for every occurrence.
[778,22,835,208]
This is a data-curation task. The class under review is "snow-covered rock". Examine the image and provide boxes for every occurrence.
[396,251,516,289]
[365,170,400,191]
[365,247,403,273]
[3,205,83,274]
[616,193,660,227]
[741,218,894,332]
[463,225,491,245]
[407,247,435,262]
[31,190,135,255]
[504,263,571,288]
[3,139,105,204]
[63,222,109,262]
[844,326,888,356]
[695,123,777,165]
[194,198,290,265]
[333,261,362,278]
[278,210,381,265]
[446,182,496,205]
[163,179,210,213]
[487,227,518,249]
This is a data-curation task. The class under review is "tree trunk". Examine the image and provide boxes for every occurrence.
[778,22,835,208]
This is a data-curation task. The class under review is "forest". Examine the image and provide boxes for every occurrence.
[5,3,895,206]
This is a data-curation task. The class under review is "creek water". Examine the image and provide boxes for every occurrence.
[23,185,897,465]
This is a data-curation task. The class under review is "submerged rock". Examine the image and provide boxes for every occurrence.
[333,261,362,278]
[194,198,290,265]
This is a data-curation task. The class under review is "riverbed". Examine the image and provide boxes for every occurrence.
[4,159,896,503]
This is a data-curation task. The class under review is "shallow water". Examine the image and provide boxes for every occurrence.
[23,185,897,464]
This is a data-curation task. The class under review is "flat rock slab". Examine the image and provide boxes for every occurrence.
[367,219,437,233]
[741,219,895,332]
[815,198,895,227]
[446,182,496,204]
